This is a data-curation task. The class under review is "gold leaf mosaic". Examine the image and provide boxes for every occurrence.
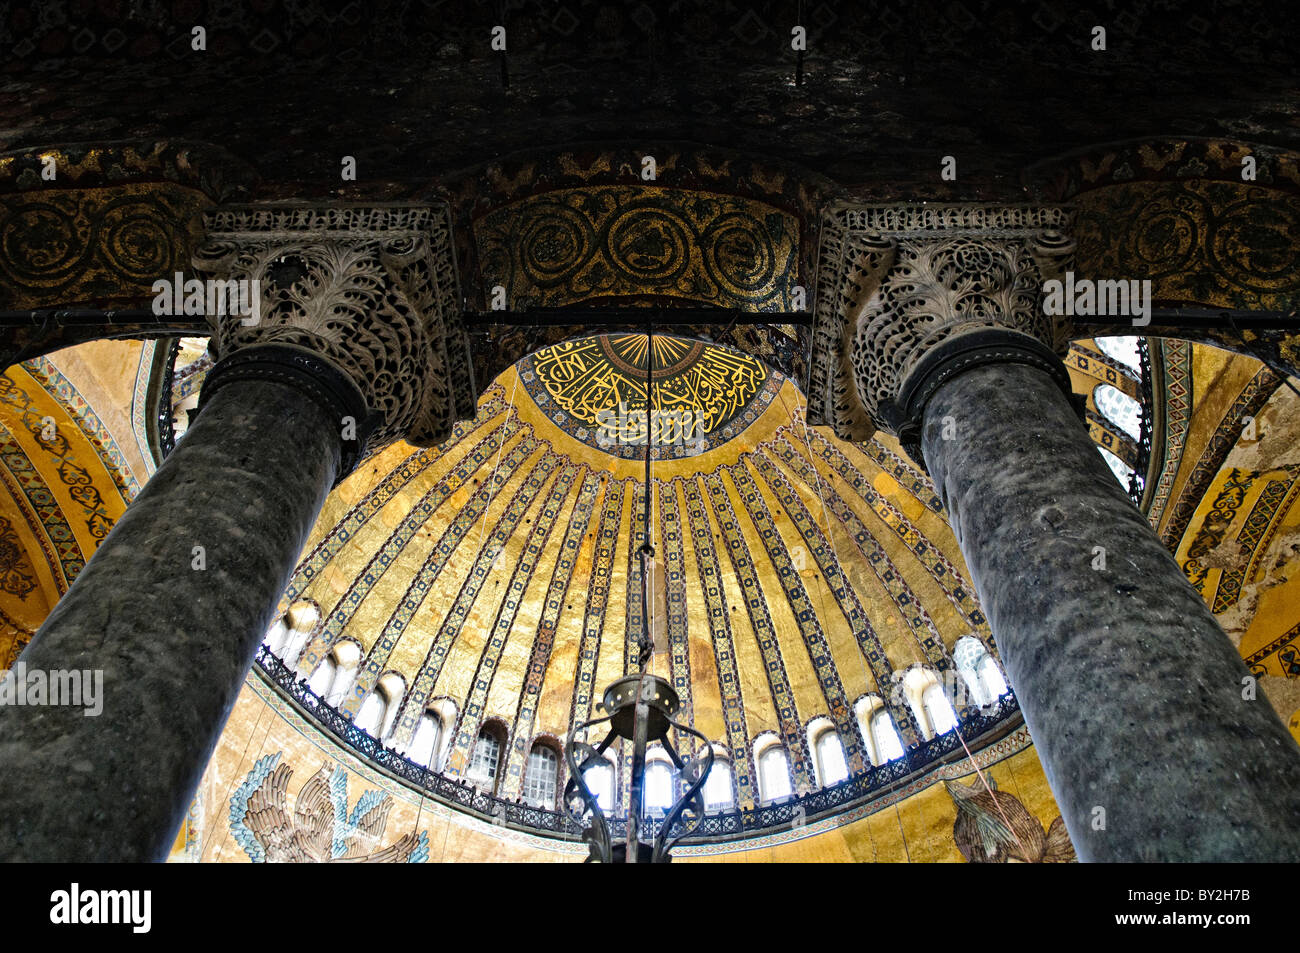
[474,186,800,309]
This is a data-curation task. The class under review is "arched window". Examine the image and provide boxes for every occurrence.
[408,710,442,769]
[356,673,404,740]
[264,616,290,656]
[354,690,386,736]
[1095,383,1141,441]
[979,656,1009,703]
[902,668,958,740]
[1098,446,1134,488]
[305,655,336,698]
[376,674,404,739]
[583,759,616,813]
[922,683,958,736]
[702,757,735,811]
[757,745,792,804]
[311,641,360,708]
[643,753,675,815]
[870,709,905,763]
[468,726,504,794]
[855,696,898,766]
[954,636,1009,708]
[280,602,319,667]
[1094,335,1141,374]
[523,744,559,809]
[813,729,849,786]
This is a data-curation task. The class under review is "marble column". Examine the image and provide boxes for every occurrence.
[814,203,1300,861]
[0,369,346,861]
[922,357,1300,862]
[0,204,467,861]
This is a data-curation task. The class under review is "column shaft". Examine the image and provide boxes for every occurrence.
[921,362,1300,861]
[0,378,340,861]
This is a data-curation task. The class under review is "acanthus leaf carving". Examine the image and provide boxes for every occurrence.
[192,203,470,458]
[812,203,1076,441]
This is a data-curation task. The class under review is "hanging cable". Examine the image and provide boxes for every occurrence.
[625,319,658,862]
[637,319,656,673]
[202,700,271,859]
[423,375,518,860]
[948,713,1032,860]
[770,387,889,783]
[799,416,947,671]
[794,0,805,86]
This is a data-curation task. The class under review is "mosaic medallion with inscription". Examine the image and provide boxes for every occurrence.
[520,334,780,459]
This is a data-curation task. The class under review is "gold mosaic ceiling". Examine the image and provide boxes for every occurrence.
[278,333,999,808]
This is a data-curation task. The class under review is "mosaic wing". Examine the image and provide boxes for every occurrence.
[291,765,336,862]
[243,761,297,863]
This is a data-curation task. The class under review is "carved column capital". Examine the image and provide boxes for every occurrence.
[811,203,1077,454]
[192,203,472,468]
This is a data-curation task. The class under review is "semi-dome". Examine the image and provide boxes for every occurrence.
[253,331,1013,830]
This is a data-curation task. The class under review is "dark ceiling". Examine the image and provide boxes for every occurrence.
[3,1,1298,200]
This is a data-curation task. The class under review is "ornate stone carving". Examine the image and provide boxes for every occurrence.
[811,204,1076,444]
[192,203,470,457]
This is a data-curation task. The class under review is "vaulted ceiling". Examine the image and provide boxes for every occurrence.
[3,0,1297,199]
[278,334,996,804]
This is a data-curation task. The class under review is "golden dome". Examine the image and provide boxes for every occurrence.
[275,332,1002,812]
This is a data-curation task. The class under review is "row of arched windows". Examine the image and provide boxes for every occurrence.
[1091,336,1144,489]
[612,639,1010,809]
[467,723,565,810]
[264,610,1009,813]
